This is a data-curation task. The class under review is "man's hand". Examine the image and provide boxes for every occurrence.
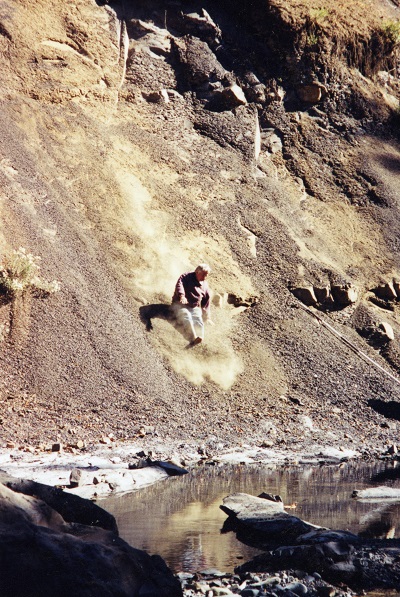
[207,319,215,326]
[179,296,188,305]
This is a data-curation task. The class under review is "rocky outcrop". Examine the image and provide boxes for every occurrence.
[0,473,182,597]
[290,280,358,309]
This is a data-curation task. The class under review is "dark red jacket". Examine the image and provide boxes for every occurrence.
[172,271,210,316]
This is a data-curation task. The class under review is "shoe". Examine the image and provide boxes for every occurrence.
[192,337,202,345]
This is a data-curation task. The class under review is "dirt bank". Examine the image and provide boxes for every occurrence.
[0,0,400,456]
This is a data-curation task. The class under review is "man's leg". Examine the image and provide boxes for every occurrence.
[191,307,204,341]
[173,305,197,341]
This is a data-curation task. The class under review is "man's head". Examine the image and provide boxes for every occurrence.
[195,263,211,282]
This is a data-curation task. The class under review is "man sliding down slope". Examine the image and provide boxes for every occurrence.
[172,264,213,346]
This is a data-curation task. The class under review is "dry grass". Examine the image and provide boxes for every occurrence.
[0,248,60,298]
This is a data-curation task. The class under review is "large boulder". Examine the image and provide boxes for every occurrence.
[0,474,182,597]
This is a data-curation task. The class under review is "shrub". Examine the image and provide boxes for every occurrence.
[0,247,60,298]
[306,32,319,47]
[382,20,400,44]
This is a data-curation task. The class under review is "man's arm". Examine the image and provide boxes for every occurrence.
[174,273,188,304]
[201,287,211,319]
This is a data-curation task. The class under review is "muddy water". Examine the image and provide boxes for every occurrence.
[102,459,400,574]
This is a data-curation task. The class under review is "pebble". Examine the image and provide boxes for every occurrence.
[285,582,308,595]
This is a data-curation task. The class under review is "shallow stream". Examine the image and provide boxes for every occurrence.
[102,459,400,577]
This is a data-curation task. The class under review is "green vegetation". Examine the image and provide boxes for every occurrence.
[306,32,319,47]
[309,8,329,23]
[0,247,60,298]
[381,20,400,44]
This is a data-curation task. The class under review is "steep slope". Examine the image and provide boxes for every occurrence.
[0,0,400,451]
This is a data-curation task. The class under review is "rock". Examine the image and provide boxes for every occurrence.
[129,457,150,470]
[297,529,359,544]
[220,493,322,548]
[246,83,266,103]
[150,460,189,476]
[240,589,258,597]
[316,587,335,597]
[0,471,117,531]
[142,90,169,103]
[219,84,247,108]
[296,83,327,103]
[313,286,332,305]
[174,36,226,89]
[69,468,82,488]
[227,294,258,308]
[378,321,394,341]
[373,281,397,301]
[259,440,274,447]
[139,425,155,435]
[330,283,358,306]
[291,286,318,306]
[0,478,182,597]
[182,9,221,43]
[299,415,314,430]
[129,19,171,57]
[258,493,283,503]
[289,396,303,406]
[264,132,282,154]
[51,443,62,452]
[352,485,400,500]
[213,293,229,307]
[211,588,233,596]
[393,277,400,297]
[193,580,210,592]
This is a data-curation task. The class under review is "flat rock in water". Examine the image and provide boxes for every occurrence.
[220,493,322,547]
[221,493,285,519]
[352,486,400,500]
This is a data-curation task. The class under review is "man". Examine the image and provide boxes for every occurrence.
[172,264,212,345]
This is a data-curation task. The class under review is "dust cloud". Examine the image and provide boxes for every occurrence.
[116,170,253,390]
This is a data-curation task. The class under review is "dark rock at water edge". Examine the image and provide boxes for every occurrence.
[0,471,117,532]
[0,472,182,597]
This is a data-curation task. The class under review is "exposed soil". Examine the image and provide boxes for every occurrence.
[0,0,400,458]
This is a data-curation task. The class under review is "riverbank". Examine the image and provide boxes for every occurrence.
[0,436,384,500]
[2,438,400,596]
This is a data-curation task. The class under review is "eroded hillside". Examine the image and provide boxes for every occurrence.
[0,0,400,451]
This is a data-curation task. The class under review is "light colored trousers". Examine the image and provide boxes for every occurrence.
[172,304,204,340]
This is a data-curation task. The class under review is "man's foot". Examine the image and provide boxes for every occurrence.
[192,337,202,345]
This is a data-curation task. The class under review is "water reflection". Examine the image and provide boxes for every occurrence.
[101,460,400,573]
